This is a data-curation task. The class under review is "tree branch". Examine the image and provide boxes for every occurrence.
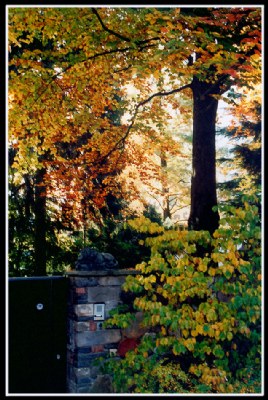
[92,7,160,47]
[32,42,158,105]
[92,8,131,43]
[144,190,164,211]
[139,83,192,107]
[171,203,191,213]
[97,83,193,165]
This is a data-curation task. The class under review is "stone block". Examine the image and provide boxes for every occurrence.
[72,287,92,304]
[76,287,86,294]
[71,277,99,287]
[98,276,126,286]
[87,286,121,302]
[76,385,93,393]
[73,367,91,379]
[91,344,104,353]
[75,347,92,354]
[72,370,93,385]
[105,300,121,317]
[76,329,121,347]
[73,292,88,304]
[89,374,114,393]
[89,321,97,331]
[67,380,77,393]
[74,304,94,317]
[73,349,104,368]
[73,351,95,368]
[74,358,92,368]
[75,321,90,332]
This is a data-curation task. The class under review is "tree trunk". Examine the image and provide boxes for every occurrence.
[34,168,47,276]
[188,77,220,234]
[160,154,171,221]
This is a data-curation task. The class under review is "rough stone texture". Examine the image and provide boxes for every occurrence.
[75,247,118,271]
[74,304,94,317]
[98,276,126,286]
[91,344,104,353]
[105,300,122,316]
[89,374,114,393]
[70,277,99,287]
[66,269,138,393]
[87,286,121,303]
[72,367,92,384]
[76,329,121,347]
[89,321,97,331]
[74,321,91,332]
[76,287,86,294]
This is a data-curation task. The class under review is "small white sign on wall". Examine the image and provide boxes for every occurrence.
[94,304,105,320]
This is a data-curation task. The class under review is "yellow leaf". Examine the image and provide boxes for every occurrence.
[184,337,196,351]
[198,263,207,272]
[227,332,233,340]
[182,329,189,337]
[152,314,160,324]
[189,365,197,374]
[196,324,203,334]
[208,267,216,276]
[149,275,156,283]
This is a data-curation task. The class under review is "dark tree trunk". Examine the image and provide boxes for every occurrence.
[24,174,34,219]
[34,168,47,276]
[161,154,171,221]
[188,77,220,234]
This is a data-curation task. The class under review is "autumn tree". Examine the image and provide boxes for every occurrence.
[8,7,133,274]
[129,7,261,233]
[82,6,261,233]
[8,6,262,274]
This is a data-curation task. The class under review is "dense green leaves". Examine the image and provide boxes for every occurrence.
[102,191,262,393]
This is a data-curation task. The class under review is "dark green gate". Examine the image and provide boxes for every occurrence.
[8,276,68,394]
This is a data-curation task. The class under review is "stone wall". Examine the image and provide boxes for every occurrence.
[66,269,137,393]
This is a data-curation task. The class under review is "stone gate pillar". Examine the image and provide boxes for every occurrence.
[66,269,137,393]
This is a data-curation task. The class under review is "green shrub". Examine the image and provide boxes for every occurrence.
[102,193,262,393]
